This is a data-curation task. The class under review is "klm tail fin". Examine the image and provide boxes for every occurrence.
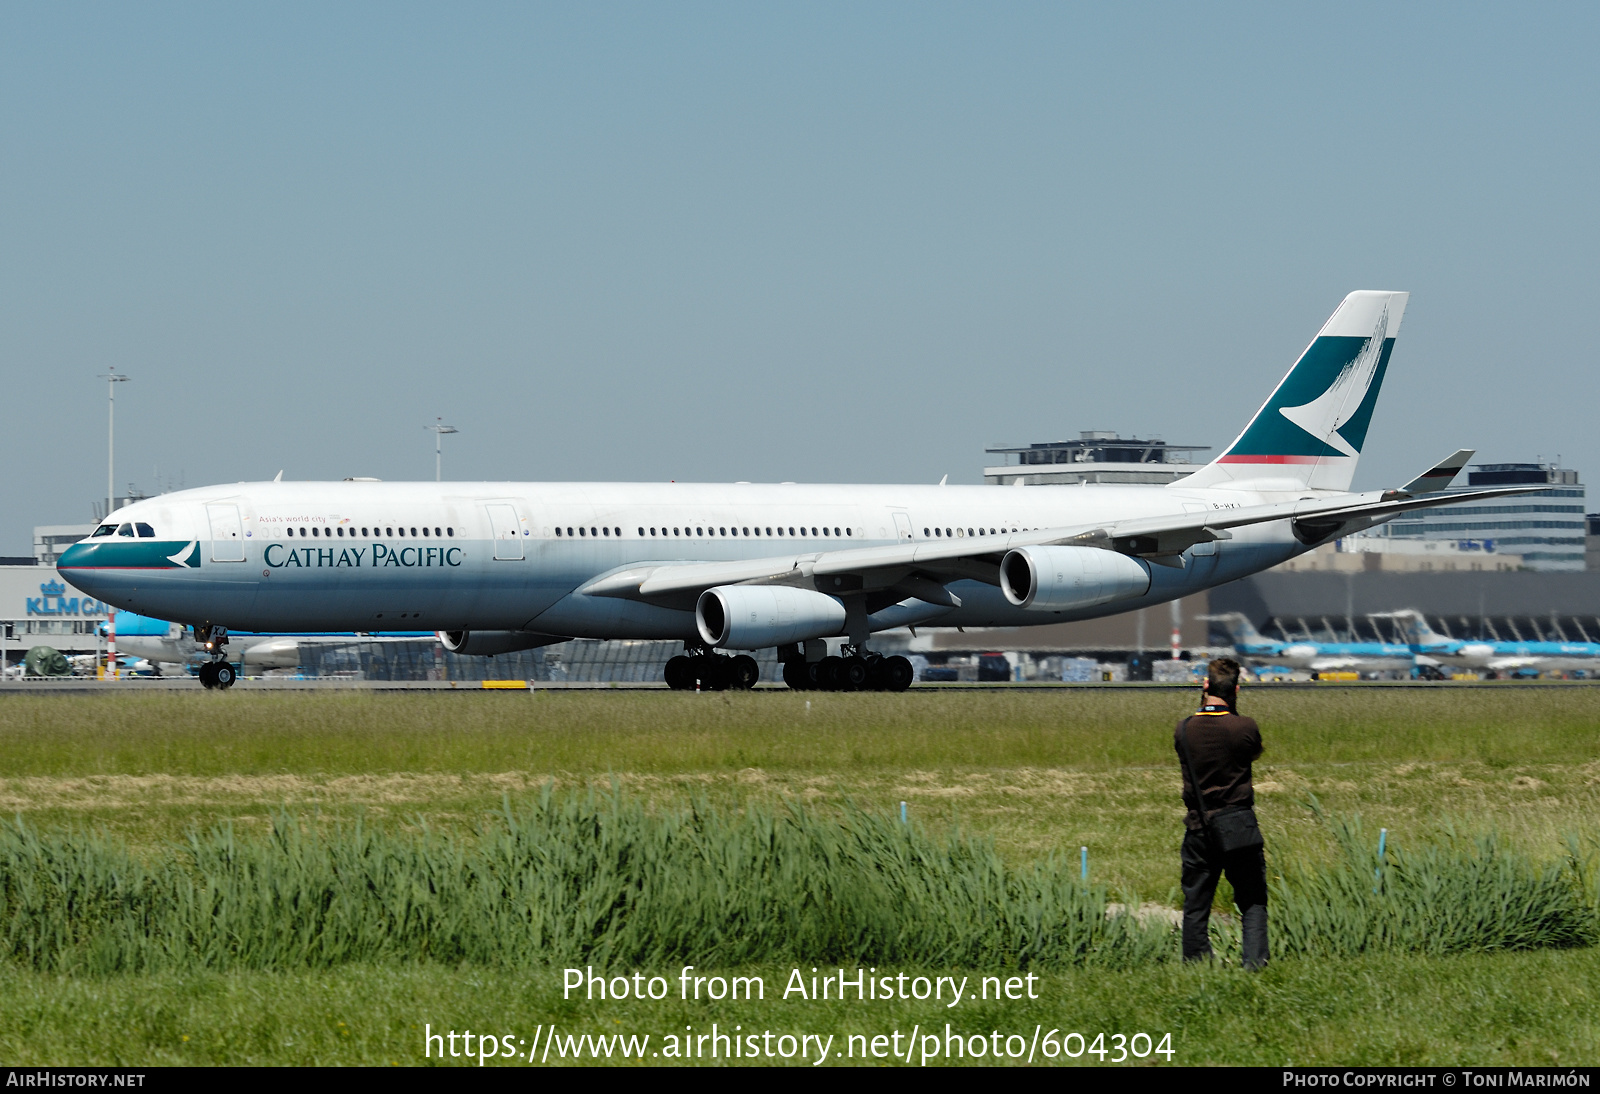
[1374,609,1443,646]
[1180,290,1409,493]
[1201,612,1266,645]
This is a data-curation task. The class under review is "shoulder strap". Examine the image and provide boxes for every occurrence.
[1177,716,1215,826]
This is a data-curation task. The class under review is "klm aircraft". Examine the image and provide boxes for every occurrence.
[61,291,1537,691]
[1379,610,1600,676]
[102,610,430,673]
[1204,612,1419,676]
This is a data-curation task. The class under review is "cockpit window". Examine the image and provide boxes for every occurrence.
[91,524,117,537]
[135,523,155,538]
[117,524,135,537]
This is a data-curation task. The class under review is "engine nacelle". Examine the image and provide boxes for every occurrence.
[696,585,847,650]
[438,630,563,656]
[999,546,1151,611]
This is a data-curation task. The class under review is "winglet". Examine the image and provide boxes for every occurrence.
[273,470,283,483]
[1398,449,1473,495]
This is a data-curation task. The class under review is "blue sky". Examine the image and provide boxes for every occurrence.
[2,3,1596,552]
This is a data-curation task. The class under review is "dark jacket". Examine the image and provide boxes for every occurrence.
[1175,703,1263,831]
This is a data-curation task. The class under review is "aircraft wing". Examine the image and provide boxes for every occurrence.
[579,484,1544,608]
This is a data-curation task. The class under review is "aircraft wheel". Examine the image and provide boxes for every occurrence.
[664,655,693,690]
[842,656,870,691]
[781,660,810,690]
[818,655,845,691]
[883,655,914,692]
[198,662,217,689]
[729,655,760,690]
[697,656,730,691]
[213,663,237,689]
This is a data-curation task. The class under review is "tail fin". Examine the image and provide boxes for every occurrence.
[1201,612,1266,645]
[1374,609,1442,646]
[1179,290,1409,492]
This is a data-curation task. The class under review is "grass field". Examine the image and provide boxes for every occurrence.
[1,687,1598,1065]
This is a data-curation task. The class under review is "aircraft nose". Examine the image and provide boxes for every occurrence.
[57,541,94,570]
[54,540,137,602]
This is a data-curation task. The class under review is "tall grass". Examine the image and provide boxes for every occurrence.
[1,790,1593,975]
[1270,806,1599,956]
[0,789,1169,975]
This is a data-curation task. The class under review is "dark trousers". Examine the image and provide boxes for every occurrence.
[1181,828,1269,969]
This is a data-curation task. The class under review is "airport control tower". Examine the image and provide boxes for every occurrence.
[982,432,1208,486]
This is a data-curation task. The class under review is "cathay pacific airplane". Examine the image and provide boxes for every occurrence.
[1378,609,1600,676]
[60,291,1536,692]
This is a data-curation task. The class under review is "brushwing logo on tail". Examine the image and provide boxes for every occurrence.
[1277,304,1390,458]
[1221,303,1398,461]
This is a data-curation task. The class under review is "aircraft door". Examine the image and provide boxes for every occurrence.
[207,504,245,562]
[485,503,526,561]
[892,512,913,542]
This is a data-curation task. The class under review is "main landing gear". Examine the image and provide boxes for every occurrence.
[194,625,238,690]
[664,646,760,691]
[782,646,914,692]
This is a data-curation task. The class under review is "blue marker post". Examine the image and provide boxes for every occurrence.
[1374,828,1388,892]
[900,801,907,825]
[1081,846,1088,882]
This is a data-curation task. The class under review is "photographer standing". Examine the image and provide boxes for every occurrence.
[1174,657,1268,968]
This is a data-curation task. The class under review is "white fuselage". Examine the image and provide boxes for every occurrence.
[61,479,1310,641]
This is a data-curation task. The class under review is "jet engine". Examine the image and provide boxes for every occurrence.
[999,546,1151,611]
[438,630,565,656]
[696,585,847,649]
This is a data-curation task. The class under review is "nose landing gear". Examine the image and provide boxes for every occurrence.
[194,626,238,690]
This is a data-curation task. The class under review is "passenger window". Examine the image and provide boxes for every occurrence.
[946,528,953,538]
[697,527,704,536]
[361,527,368,536]
[421,526,429,537]
[845,527,851,536]
[968,528,974,537]
[811,527,818,536]
[410,527,418,537]
[556,527,563,536]
[935,528,942,537]
[639,527,646,536]
[135,523,155,538]
[788,527,795,536]
[386,527,393,537]
[590,527,597,537]
[447,527,454,537]
[602,527,609,537]
[614,527,621,537]
[923,528,930,537]
[674,528,681,536]
[579,527,586,536]
[335,527,343,537]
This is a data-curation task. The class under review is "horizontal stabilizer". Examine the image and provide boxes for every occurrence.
[1399,449,1474,495]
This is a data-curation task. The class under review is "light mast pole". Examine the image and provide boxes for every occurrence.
[427,419,458,482]
[104,370,129,519]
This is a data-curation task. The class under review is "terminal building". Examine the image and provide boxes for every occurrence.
[1363,462,1587,572]
[983,432,1208,486]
